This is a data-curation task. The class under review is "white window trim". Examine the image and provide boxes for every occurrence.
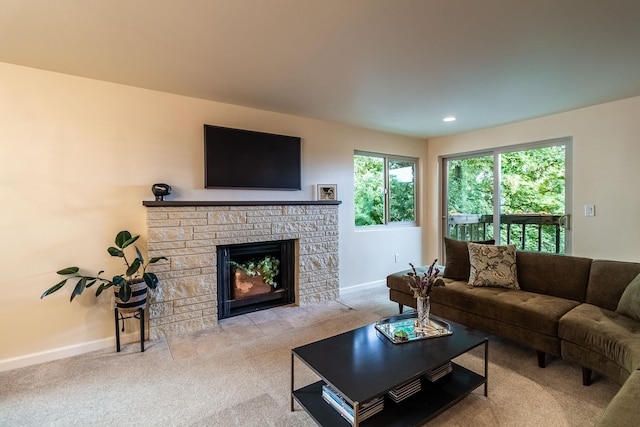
[439,137,572,254]
[355,150,419,228]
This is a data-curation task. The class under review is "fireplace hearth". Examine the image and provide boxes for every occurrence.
[217,239,295,319]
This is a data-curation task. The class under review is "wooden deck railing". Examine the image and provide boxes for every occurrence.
[448,213,564,253]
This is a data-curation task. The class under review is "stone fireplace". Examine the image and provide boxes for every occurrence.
[143,201,340,339]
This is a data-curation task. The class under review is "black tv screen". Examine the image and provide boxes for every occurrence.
[204,125,302,190]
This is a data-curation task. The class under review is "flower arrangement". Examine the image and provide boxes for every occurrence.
[404,259,444,298]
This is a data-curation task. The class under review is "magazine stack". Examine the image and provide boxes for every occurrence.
[321,384,384,425]
[387,378,421,403]
[424,361,453,382]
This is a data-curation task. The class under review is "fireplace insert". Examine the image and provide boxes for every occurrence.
[217,239,295,319]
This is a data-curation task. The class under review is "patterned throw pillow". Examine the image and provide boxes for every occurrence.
[443,237,496,280]
[468,242,520,289]
[616,273,640,322]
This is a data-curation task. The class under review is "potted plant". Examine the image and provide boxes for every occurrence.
[41,230,167,312]
[230,255,280,299]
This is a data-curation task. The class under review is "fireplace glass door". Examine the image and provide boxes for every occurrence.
[217,239,295,319]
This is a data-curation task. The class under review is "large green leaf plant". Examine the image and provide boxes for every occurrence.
[41,231,167,303]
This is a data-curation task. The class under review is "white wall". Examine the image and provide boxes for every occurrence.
[0,62,425,368]
[425,96,640,264]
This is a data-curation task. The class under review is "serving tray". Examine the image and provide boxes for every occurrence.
[375,313,453,344]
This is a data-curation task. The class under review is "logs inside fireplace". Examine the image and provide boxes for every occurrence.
[217,239,295,319]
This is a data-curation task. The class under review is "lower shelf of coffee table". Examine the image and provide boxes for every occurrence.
[292,363,485,427]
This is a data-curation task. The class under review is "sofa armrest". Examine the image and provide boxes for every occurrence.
[596,370,640,427]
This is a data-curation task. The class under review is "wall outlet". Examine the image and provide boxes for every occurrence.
[584,204,595,217]
[394,253,400,263]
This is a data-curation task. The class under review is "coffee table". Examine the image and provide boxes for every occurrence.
[291,315,488,426]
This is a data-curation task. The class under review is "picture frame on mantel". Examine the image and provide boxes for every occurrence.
[317,184,337,201]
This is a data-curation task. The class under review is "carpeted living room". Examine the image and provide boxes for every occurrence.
[2,2,640,426]
[0,285,620,426]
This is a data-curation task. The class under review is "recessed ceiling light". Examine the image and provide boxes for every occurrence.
[443,116,456,122]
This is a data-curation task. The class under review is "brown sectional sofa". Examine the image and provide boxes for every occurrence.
[597,369,640,427]
[559,260,640,385]
[386,247,640,427]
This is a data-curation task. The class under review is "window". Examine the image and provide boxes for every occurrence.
[354,151,417,227]
[442,138,571,254]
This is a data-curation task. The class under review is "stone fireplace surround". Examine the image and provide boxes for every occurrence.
[143,200,340,339]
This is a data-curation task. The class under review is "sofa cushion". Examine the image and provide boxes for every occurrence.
[431,280,579,336]
[442,237,495,280]
[559,303,640,373]
[616,273,640,322]
[468,242,519,289]
[586,260,640,311]
[516,251,591,302]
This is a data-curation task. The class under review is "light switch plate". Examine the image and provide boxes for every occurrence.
[584,204,595,217]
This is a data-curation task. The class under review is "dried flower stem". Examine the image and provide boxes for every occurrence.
[404,259,444,298]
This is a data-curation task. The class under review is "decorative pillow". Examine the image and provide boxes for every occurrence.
[467,242,519,289]
[443,237,495,280]
[616,273,640,322]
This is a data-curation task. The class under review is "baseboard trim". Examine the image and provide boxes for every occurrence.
[0,332,139,372]
[340,279,386,293]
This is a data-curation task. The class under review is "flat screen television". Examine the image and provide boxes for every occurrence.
[204,124,302,190]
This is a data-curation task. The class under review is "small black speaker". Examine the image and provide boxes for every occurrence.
[151,183,172,201]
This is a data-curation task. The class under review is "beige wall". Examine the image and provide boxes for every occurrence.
[425,96,640,264]
[8,58,636,370]
[0,62,425,368]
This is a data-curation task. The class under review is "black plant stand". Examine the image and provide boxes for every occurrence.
[114,307,145,352]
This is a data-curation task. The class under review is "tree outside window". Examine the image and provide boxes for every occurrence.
[354,152,416,227]
[445,142,567,253]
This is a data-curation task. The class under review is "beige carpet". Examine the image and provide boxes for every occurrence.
[0,284,618,426]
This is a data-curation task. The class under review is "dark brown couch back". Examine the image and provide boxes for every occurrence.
[516,251,592,302]
[585,260,640,311]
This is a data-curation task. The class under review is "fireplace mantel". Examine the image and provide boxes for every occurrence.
[143,200,341,207]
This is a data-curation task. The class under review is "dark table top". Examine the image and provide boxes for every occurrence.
[292,318,487,404]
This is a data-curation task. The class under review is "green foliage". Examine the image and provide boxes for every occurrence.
[354,155,385,226]
[231,255,280,287]
[389,160,415,222]
[41,231,167,303]
[447,145,566,253]
[500,146,565,215]
[447,155,494,216]
[354,154,416,226]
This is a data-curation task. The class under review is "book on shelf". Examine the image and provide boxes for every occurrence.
[424,361,453,382]
[387,378,422,403]
[321,384,384,424]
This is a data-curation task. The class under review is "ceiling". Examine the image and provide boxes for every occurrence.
[1,0,640,138]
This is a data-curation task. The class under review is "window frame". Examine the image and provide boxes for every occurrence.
[440,137,572,254]
[354,150,418,228]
